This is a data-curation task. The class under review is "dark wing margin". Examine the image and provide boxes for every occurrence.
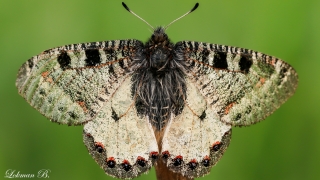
[176,41,298,126]
[16,40,142,125]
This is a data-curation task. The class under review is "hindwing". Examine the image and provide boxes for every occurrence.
[83,76,158,178]
[161,78,231,178]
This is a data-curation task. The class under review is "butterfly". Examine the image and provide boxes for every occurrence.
[16,2,298,180]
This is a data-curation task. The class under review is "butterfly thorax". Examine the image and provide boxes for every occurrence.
[131,27,187,130]
[146,27,173,73]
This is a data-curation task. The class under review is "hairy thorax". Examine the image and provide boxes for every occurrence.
[131,27,187,130]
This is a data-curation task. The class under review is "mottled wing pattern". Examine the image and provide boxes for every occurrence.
[16,40,139,125]
[161,78,231,178]
[83,76,158,179]
[178,41,298,126]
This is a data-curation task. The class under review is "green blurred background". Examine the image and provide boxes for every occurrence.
[1,0,319,179]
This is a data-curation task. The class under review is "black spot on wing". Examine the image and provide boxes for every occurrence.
[187,41,194,50]
[199,111,206,120]
[111,108,119,121]
[118,59,125,69]
[213,51,228,69]
[85,49,101,66]
[200,49,210,64]
[27,59,34,69]
[57,50,71,70]
[108,64,116,76]
[104,48,121,62]
[239,53,253,73]
[194,41,199,50]
[111,40,115,48]
[279,66,287,79]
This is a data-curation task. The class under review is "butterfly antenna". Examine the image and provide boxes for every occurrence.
[165,3,199,30]
[122,2,154,30]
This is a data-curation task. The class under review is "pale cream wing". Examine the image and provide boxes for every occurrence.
[178,41,298,126]
[83,76,158,179]
[16,40,141,125]
[161,78,231,178]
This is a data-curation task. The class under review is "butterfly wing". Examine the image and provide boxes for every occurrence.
[16,40,139,125]
[161,78,231,178]
[83,76,158,179]
[160,41,298,178]
[16,40,159,178]
[177,41,298,126]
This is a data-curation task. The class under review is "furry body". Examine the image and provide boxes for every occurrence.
[131,27,187,130]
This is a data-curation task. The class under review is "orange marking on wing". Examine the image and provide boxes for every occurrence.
[255,77,266,88]
[46,77,53,83]
[107,157,115,161]
[137,156,146,161]
[174,155,183,160]
[150,151,159,158]
[94,142,104,148]
[77,101,88,112]
[122,159,130,164]
[41,71,49,78]
[203,155,210,160]
[41,71,53,83]
[190,158,197,163]
[225,102,235,115]
[212,141,221,146]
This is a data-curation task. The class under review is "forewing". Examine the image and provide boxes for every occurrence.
[16,40,141,125]
[83,76,158,179]
[161,78,231,178]
[177,41,298,126]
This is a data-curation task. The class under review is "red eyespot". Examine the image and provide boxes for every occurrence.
[121,159,132,171]
[136,156,146,167]
[94,142,104,153]
[150,151,159,159]
[173,155,183,166]
[202,155,210,167]
[212,141,222,151]
[106,157,116,168]
[187,159,198,170]
[162,150,170,159]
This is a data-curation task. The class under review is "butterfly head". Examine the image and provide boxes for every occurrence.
[122,2,198,73]
[146,27,173,72]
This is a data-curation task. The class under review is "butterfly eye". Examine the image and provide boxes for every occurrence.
[94,142,104,153]
[121,160,132,172]
[212,141,222,151]
[150,151,159,159]
[187,159,198,170]
[202,156,210,167]
[173,155,183,166]
[136,156,146,167]
[162,151,170,159]
[106,157,116,168]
